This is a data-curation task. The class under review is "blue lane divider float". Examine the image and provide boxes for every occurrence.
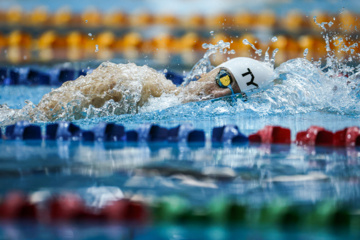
[2,121,207,144]
[5,121,41,140]
[163,70,184,86]
[168,123,205,142]
[0,67,92,86]
[0,67,8,84]
[137,124,169,142]
[0,67,182,86]
[45,122,82,141]
[92,122,125,141]
[27,69,51,85]
[212,125,248,144]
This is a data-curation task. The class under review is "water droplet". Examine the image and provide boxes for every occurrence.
[242,39,250,45]
[303,48,309,57]
[255,49,262,56]
[88,33,92,37]
[210,31,214,36]
[185,38,233,85]
[270,48,278,67]
[271,36,278,42]
[95,45,99,52]
[85,20,88,23]
[264,47,270,63]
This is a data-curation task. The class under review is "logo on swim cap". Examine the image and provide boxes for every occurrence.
[215,69,232,88]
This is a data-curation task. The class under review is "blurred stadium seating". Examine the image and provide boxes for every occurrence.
[0,5,358,66]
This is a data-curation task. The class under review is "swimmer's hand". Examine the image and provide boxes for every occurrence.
[180,68,240,103]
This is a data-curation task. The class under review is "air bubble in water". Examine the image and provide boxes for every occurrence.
[88,33,92,37]
[210,31,214,36]
[95,45,99,52]
[271,36,278,42]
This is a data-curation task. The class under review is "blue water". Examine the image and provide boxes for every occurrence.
[0,223,358,240]
[0,0,360,238]
[1,57,360,239]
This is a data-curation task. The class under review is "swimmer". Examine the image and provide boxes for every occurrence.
[25,57,274,122]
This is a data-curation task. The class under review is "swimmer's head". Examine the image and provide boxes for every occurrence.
[216,57,274,93]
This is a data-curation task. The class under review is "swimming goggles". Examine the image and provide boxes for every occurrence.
[215,68,235,95]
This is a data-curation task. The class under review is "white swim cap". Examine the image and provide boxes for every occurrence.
[217,57,274,93]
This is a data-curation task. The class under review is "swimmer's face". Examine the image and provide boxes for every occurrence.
[199,68,241,99]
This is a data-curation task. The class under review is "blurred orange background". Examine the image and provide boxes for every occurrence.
[0,0,358,68]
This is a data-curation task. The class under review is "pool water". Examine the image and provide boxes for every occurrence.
[0,223,358,240]
[0,40,360,238]
[1,83,360,239]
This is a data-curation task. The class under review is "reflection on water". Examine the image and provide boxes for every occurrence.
[0,223,358,240]
[0,139,359,210]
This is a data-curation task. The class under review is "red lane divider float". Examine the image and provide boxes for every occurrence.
[249,125,291,144]
[48,193,88,222]
[334,127,360,147]
[0,191,37,220]
[102,199,148,223]
[48,194,149,224]
[0,191,149,224]
[296,126,334,146]
[296,126,360,147]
